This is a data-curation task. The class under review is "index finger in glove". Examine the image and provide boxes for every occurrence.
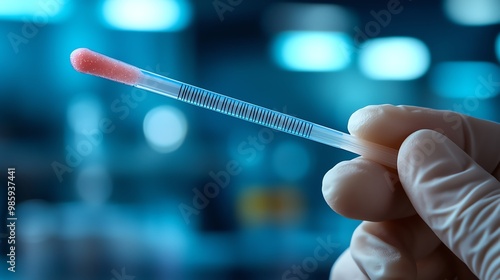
[348,104,500,173]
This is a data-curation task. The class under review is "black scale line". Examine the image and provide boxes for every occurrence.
[200,90,207,107]
[242,104,249,116]
[270,112,277,126]
[306,124,313,137]
[242,104,250,118]
[178,84,185,100]
[268,112,275,126]
[283,116,290,131]
[263,111,272,125]
[183,85,190,100]
[190,87,197,103]
[293,120,301,134]
[195,88,203,105]
[240,104,248,116]
[250,107,257,121]
[188,87,194,102]
[179,84,316,138]
[265,112,273,127]
[249,107,255,120]
[239,104,246,116]
[254,108,260,123]
[199,90,208,107]
[235,103,242,116]
[202,91,210,107]
[301,122,309,135]
[230,102,237,115]
[237,103,243,117]
[234,102,240,116]
[226,99,233,113]
[214,95,221,110]
[195,88,202,105]
[223,99,230,113]
[191,88,197,104]
[227,100,234,115]
[251,108,258,122]
[281,116,288,129]
[270,113,278,128]
[264,111,272,126]
[286,117,292,130]
[182,86,189,101]
[278,115,284,128]
[297,121,304,135]
[297,122,305,136]
[290,119,298,133]
[220,98,228,112]
[297,121,303,135]
[208,94,215,108]
[221,99,228,112]
[229,101,236,115]
[179,84,187,100]
[206,92,214,107]
[215,95,222,109]
[258,109,265,124]
[261,111,269,125]
[256,109,262,123]
[185,86,192,102]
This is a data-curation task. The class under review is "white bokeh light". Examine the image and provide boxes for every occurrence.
[143,106,187,153]
[102,0,191,31]
[272,31,352,72]
[67,94,101,134]
[359,37,430,80]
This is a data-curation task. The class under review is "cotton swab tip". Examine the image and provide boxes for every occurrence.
[70,48,141,85]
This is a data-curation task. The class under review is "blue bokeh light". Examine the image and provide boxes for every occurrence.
[272,31,352,72]
[496,33,500,62]
[430,62,500,98]
[101,0,191,32]
[359,37,430,80]
[67,94,102,134]
[444,0,500,26]
[18,200,57,243]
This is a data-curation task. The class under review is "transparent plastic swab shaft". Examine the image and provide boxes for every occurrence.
[137,70,398,169]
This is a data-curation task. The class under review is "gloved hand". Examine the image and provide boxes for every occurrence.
[322,105,500,279]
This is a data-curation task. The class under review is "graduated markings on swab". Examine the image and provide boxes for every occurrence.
[178,83,314,137]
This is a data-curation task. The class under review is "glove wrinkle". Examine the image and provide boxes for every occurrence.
[399,130,500,280]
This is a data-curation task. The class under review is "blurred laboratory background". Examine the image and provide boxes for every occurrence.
[1,0,499,279]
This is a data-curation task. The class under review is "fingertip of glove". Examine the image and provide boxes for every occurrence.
[397,129,449,171]
[347,104,396,136]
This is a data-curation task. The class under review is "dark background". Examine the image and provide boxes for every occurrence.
[1,0,499,279]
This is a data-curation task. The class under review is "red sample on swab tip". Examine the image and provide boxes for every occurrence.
[70,48,141,85]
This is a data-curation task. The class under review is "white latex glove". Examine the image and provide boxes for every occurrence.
[322,105,500,279]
